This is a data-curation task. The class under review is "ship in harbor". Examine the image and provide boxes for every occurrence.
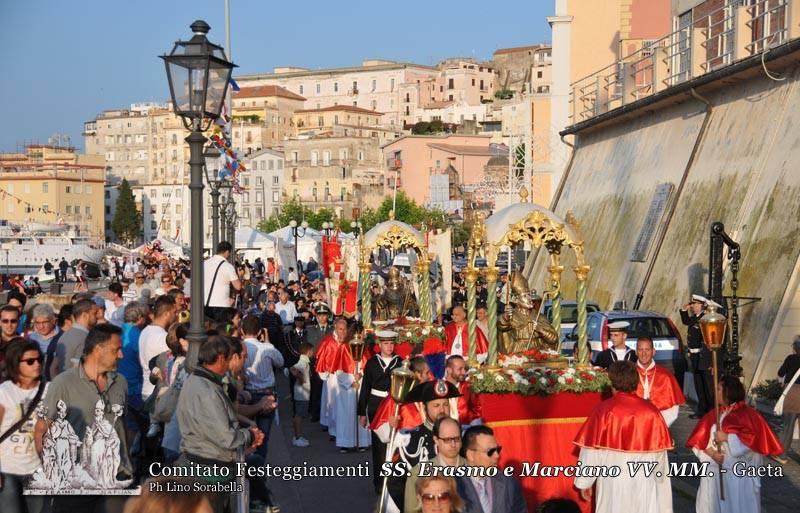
[0,221,106,274]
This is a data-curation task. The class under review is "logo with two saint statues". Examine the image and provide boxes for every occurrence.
[24,398,139,495]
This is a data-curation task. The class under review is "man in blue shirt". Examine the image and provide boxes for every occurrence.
[119,301,149,445]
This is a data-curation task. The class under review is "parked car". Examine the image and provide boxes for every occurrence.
[566,310,686,376]
[542,300,600,344]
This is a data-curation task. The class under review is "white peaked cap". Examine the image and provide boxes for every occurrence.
[608,321,630,331]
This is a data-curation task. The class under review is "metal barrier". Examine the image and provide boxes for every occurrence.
[569,0,795,124]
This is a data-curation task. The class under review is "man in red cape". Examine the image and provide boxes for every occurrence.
[686,375,783,513]
[635,336,685,427]
[574,361,673,513]
[444,305,488,363]
[444,355,481,426]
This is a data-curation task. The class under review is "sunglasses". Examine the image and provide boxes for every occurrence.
[161,279,171,283]
[0,318,19,324]
[21,357,43,366]
[421,492,452,504]
[472,446,502,457]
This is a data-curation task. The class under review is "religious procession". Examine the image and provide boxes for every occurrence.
[1,197,796,513]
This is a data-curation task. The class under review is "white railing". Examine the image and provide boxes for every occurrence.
[569,0,795,124]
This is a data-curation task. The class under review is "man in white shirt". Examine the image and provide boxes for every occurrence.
[203,241,241,322]
[274,291,298,327]
[104,282,126,327]
[138,295,177,402]
[241,315,283,458]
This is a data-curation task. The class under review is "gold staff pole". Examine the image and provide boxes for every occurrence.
[349,336,366,451]
[377,360,416,513]
[699,302,727,501]
[464,267,479,366]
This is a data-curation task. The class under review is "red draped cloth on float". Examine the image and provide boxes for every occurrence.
[480,392,605,513]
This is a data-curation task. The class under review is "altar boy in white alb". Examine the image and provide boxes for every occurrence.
[574,361,673,513]
[686,375,783,513]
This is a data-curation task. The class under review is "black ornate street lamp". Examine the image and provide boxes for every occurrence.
[203,145,223,251]
[289,219,309,272]
[162,20,236,370]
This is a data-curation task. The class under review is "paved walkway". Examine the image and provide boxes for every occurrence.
[668,402,800,513]
[266,373,376,512]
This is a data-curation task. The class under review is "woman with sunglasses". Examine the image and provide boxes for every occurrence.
[0,338,48,513]
[415,476,464,513]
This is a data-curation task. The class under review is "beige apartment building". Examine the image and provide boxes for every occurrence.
[84,104,192,186]
[293,105,383,136]
[283,135,385,218]
[434,59,498,105]
[237,60,470,128]
[492,45,553,94]
[0,145,106,238]
[231,85,306,150]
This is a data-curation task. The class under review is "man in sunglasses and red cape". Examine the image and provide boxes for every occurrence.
[573,361,674,513]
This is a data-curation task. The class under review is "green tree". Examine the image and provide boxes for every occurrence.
[111,179,142,246]
[256,215,281,234]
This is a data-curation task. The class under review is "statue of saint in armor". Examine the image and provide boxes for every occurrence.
[375,266,419,320]
[498,272,559,353]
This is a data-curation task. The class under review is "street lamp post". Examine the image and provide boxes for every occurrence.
[226,194,237,262]
[321,221,334,238]
[289,219,308,272]
[203,146,222,251]
[161,20,236,371]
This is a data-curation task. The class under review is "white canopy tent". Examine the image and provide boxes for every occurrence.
[234,227,280,264]
[268,225,358,281]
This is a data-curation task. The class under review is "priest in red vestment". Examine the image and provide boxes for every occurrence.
[687,375,783,513]
[444,305,488,363]
[574,361,673,513]
[635,336,685,427]
[444,355,482,426]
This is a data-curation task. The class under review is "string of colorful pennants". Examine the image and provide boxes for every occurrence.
[0,187,63,217]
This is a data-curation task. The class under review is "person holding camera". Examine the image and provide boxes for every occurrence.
[241,315,283,460]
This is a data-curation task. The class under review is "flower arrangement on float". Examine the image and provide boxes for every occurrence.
[365,318,448,377]
[469,358,611,396]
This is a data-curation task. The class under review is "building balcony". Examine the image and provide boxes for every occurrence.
[569,0,797,125]
[386,158,402,170]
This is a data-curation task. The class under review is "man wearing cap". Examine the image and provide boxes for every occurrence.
[594,321,637,369]
[359,331,403,491]
[307,303,333,422]
[635,336,685,427]
[384,379,460,513]
[681,295,714,418]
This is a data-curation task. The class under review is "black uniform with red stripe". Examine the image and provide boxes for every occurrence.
[358,353,402,490]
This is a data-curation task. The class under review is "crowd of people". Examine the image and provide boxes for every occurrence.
[0,240,797,513]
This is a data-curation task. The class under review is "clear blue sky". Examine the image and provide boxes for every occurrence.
[0,0,552,152]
